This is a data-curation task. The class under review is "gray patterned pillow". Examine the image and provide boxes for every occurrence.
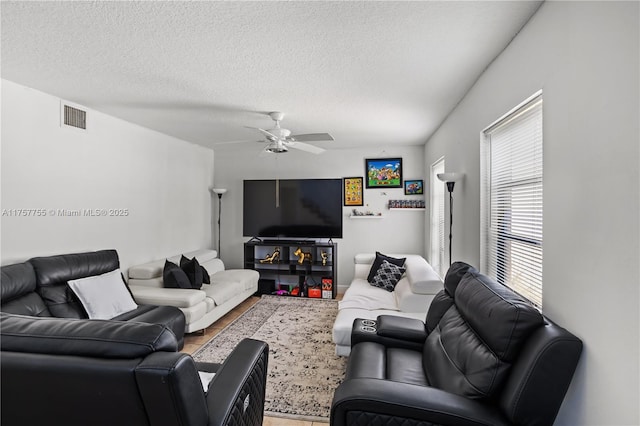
[370,259,406,292]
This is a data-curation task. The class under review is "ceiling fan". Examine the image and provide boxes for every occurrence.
[250,111,334,154]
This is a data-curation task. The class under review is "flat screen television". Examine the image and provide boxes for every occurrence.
[243,179,343,239]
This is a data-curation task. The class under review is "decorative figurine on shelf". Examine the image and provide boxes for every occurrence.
[321,250,328,266]
[293,247,312,264]
[259,247,281,263]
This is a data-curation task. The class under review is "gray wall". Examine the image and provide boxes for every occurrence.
[423,2,639,424]
[213,145,426,289]
[1,80,215,272]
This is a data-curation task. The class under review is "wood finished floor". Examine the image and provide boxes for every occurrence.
[181,294,340,426]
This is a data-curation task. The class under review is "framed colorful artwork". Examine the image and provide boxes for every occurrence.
[344,177,364,206]
[404,179,424,195]
[365,158,403,188]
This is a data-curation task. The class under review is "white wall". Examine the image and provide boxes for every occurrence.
[1,80,215,273]
[424,2,639,425]
[213,145,426,288]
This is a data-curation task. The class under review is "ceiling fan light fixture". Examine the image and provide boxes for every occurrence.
[265,142,288,153]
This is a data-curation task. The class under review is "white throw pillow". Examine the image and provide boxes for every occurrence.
[68,269,138,319]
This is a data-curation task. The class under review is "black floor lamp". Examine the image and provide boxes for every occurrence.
[211,188,227,258]
[437,172,464,266]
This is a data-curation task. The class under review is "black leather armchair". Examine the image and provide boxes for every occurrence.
[1,313,269,426]
[331,262,583,426]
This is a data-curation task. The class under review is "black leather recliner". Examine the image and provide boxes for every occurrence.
[1,313,269,426]
[331,262,583,426]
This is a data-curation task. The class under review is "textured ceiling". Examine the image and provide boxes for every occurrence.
[1,1,542,152]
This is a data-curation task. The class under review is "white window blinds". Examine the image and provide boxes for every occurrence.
[481,93,543,308]
[430,157,446,278]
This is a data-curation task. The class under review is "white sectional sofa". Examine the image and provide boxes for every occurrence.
[127,249,258,333]
[332,253,443,356]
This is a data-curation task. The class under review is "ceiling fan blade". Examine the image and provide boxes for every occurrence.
[285,141,325,154]
[289,133,334,142]
[244,126,279,141]
[213,139,262,145]
[257,127,280,140]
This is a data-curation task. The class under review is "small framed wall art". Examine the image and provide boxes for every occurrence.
[365,158,403,188]
[404,179,424,195]
[344,177,364,206]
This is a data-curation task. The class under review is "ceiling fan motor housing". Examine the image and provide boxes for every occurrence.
[269,111,285,122]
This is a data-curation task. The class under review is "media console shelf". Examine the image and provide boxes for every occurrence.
[244,241,337,299]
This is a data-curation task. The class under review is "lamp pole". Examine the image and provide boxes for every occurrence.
[446,181,455,266]
[211,188,227,258]
[437,173,464,267]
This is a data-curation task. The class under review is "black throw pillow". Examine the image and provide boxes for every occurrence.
[201,265,210,284]
[367,252,406,283]
[180,255,204,289]
[370,260,406,292]
[163,260,191,289]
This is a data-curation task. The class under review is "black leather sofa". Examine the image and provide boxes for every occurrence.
[331,262,583,426]
[1,249,186,348]
[1,250,270,426]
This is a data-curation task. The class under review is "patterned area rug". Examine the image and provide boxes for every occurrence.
[192,295,347,421]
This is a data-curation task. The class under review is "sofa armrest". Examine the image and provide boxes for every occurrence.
[128,285,206,308]
[350,317,426,351]
[376,315,427,342]
[331,378,510,426]
[136,352,209,426]
[206,338,269,426]
[0,312,178,357]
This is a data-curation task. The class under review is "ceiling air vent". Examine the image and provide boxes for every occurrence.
[62,104,87,130]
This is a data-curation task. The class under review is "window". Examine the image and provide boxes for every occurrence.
[430,157,446,278]
[481,92,543,308]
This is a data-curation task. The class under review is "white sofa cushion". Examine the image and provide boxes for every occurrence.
[201,283,238,306]
[200,258,225,276]
[129,260,168,280]
[211,269,258,292]
[338,278,399,311]
[395,279,436,313]
[128,277,164,289]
